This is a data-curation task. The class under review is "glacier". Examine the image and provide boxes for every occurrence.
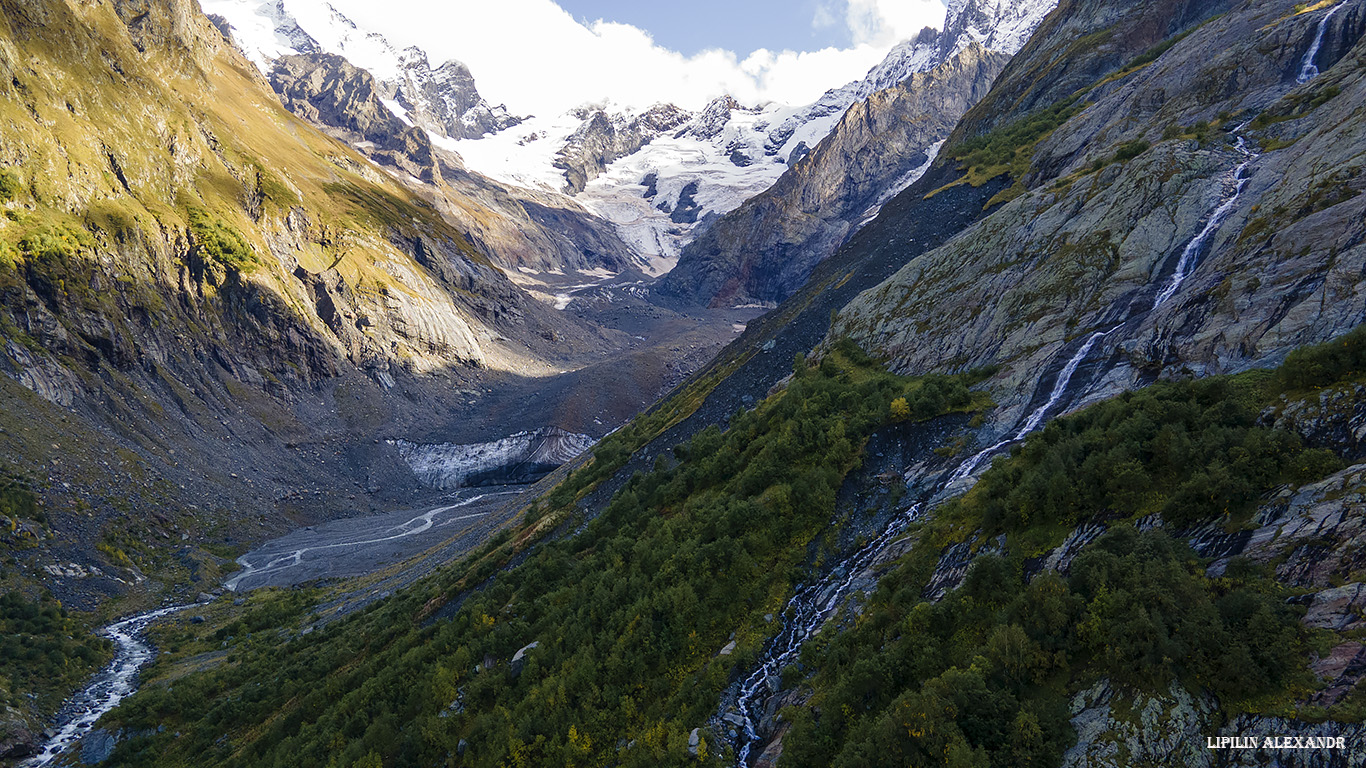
[391,427,596,489]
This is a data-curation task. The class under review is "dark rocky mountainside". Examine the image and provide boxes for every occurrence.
[386,46,524,141]
[834,0,1366,432]
[658,0,1058,308]
[659,43,1009,306]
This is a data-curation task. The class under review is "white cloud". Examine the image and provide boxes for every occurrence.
[812,1,841,31]
[845,0,948,46]
[316,0,947,116]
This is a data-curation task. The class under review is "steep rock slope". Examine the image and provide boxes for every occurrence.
[660,42,1009,306]
[659,0,1054,307]
[834,0,1366,436]
[0,0,620,620]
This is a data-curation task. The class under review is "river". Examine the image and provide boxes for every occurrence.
[19,605,187,768]
[18,489,522,765]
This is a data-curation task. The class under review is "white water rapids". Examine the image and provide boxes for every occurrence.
[20,605,188,767]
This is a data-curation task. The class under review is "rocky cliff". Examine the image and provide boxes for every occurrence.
[267,51,639,274]
[833,0,1366,434]
[386,46,523,141]
[659,0,1058,307]
[659,43,1009,306]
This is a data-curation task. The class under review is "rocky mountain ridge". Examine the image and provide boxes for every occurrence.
[659,0,1060,306]
[833,0,1366,435]
[264,50,641,276]
[0,0,704,643]
[203,0,524,141]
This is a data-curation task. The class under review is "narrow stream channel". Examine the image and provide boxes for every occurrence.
[20,605,188,767]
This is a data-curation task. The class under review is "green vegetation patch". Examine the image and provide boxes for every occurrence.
[1250,86,1342,131]
[0,169,22,201]
[775,330,1366,767]
[103,342,990,768]
[187,208,258,273]
[946,99,1082,188]
[0,592,113,715]
[960,374,1338,535]
[781,529,1314,768]
[17,222,94,265]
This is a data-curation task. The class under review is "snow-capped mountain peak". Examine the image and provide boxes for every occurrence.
[205,0,1059,276]
[942,0,1060,58]
[204,0,524,140]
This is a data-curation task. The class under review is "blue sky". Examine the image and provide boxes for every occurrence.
[555,0,847,56]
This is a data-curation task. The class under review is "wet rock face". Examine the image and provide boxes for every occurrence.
[662,43,1010,307]
[79,727,120,764]
[1196,464,1366,590]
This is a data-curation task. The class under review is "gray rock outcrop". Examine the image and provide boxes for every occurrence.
[384,47,523,140]
[833,0,1366,431]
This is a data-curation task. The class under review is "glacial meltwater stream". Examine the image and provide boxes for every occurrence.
[21,489,523,764]
[20,605,189,768]
[729,116,1268,764]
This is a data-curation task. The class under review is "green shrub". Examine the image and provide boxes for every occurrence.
[17,223,92,265]
[782,528,1309,768]
[0,169,21,201]
[0,592,112,713]
[1112,139,1150,163]
[187,208,258,272]
[0,470,40,523]
[949,99,1081,172]
[1278,324,1366,391]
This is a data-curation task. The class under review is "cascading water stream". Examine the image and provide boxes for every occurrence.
[1153,131,1256,308]
[726,121,1262,765]
[21,605,188,767]
[1298,1,1347,83]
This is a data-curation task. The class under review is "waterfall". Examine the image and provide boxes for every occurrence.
[725,122,1262,765]
[1153,131,1256,308]
[1298,2,1347,83]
